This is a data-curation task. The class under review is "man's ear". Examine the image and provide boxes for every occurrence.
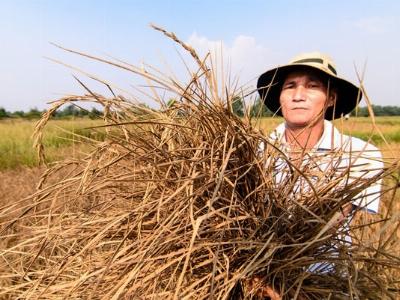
[327,90,337,107]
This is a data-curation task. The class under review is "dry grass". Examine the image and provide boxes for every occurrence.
[0,26,399,299]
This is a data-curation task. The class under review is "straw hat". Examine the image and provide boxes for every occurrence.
[256,52,362,120]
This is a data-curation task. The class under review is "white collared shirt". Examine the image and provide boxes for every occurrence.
[269,120,383,213]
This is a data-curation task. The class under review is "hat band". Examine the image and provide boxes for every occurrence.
[292,58,337,75]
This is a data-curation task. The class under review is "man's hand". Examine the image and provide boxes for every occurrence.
[245,276,282,300]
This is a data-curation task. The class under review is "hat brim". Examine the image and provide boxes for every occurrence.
[256,64,362,120]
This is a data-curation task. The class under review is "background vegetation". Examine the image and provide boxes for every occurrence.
[0,104,103,120]
[1,101,400,120]
[0,118,104,169]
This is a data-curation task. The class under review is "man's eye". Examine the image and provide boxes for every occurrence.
[282,83,294,89]
[308,82,320,88]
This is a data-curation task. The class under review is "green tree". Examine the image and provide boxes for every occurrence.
[88,107,102,119]
[250,98,273,117]
[61,105,80,117]
[11,110,26,118]
[351,105,400,117]
[0,107,9,119]
[382,105,400,116]
[231,96,244,117]
[25,108,42,119]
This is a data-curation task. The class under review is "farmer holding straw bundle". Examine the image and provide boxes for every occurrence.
[254,52,384,298]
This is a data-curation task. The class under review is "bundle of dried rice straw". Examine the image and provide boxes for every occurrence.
[1,26,399,299]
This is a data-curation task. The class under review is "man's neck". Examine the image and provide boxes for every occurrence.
[284,120,325,150]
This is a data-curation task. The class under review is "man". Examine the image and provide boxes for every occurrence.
[253,52,383,299]
[257,51,382,213]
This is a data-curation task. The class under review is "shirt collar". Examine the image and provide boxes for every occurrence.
[270,120,343,151]
[316,120,343,150]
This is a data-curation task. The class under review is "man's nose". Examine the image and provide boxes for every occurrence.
[293,85,306,101]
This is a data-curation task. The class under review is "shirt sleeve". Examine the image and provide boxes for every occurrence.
[347,139,383,214]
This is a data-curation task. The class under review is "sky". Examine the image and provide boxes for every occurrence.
[1,0,399,111]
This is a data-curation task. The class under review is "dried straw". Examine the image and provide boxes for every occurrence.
[0,26,399,300]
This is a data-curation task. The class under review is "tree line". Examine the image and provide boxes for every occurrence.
[349,105,400,117]
[0,105,102,120]
[1,101,400,120]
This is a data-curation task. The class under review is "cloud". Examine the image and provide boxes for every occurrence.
[186,32,273,86]
[354,16,394,34]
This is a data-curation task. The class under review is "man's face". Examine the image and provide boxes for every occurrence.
[279,69,334,129]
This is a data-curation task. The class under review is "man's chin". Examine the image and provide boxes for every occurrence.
[286,119,311,128]
[285,118,323,129]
